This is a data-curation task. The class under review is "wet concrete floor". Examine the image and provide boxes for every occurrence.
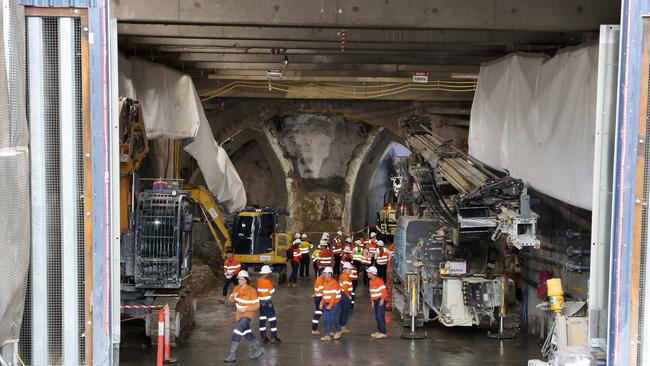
[120,275,541,365]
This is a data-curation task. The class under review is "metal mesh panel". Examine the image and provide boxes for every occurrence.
[19,15,86,365]
[0,0,30,350]
[639,53,650,365]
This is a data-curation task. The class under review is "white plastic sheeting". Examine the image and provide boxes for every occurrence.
[469,45,598,210]
[119,55,246,212]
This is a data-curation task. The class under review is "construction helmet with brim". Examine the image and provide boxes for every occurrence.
[294,233,301,239]
[237,270,250,278]
[322,267,333,274]
[260,265,272,274]
[377,240,384,247]
[343,262,353,270]
[301,233,308,239]
[370,232,377,238]
[366,266,378,275]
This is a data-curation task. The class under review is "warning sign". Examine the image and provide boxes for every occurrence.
[267,69,283,80]
[412,72,428,83]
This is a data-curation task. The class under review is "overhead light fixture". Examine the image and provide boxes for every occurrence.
[451,73,479,79]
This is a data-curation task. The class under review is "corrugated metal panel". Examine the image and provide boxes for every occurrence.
[20,0,95,8]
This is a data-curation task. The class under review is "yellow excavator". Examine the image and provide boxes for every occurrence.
[189,185,292,279]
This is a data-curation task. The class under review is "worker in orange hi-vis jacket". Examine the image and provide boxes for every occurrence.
[221,250,241,303]
[224,270,263,362]
[317,240,333,270]
[319,267,343,341]
[375,240,389,283]
[368,232,378,261]
[311,272,325,335]
[367,265,388,339]
[257,265,281,344]
[338,262,354,333]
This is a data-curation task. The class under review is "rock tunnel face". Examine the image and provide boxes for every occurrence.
[209,109,467,234]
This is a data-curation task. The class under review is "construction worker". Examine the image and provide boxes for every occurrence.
[332,231,344,275]
[317,240,333,271]
[257,265,281,344]
[339,262,354,333]
[224,270,264,362]
[367,265,388,339]
[299,233,313,279]
[289,239,301,287]
[311,271,325,335]
[361,243,372,286]
[221,250,241,303]
[375,240,389,282]
[311,245,321,276]
[344,237,354,253]
[319,267,343,341]
[368,232,378,266]
[347,256,359,309]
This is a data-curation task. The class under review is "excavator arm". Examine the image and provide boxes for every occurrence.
[188,185,232,259]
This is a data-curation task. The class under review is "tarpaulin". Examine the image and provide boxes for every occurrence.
[469,44,598,210]
[119,55,247,212]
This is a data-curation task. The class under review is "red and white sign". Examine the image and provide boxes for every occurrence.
[412,72,429,83]
[267,69,283,80]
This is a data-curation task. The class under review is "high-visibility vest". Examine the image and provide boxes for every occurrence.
[224,258,241,276]
[361,248,371,265]
[376,248,389,265]
[368,239,378,256]
[332,238,343,254]
[350,267,359,280]
[228,284,260,320]
[369,277,387,301]
[321,278,341,307]
[352,247,363,262]
[318,248,333,267]
[292,246,302,262]
[339,272,353,298]
[300,240,312,254]
[313,276,324,297]
[311,249,321,263]
[257,278,276,301]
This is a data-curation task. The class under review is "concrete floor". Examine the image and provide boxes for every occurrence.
[120,275,541,365]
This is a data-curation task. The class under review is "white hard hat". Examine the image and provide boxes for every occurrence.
[337,231,343,236]
[322,232,330,238]
[343,247,352,253]
[343,262,353,270]
[354,240,361,246]
[345,237,352,243]
[237,270,250,278]
[301,233,308,239]
[294,233,301,239]
[366,266,378,275]
[377,240,384,247]
[322,267,333,274]
[293,238,302,245]
[370,232,377,238]
[260,265,272,274]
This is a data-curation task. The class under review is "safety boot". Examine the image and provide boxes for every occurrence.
[223,341,238,363]
[270,335,282,344]
[248,338,264,359]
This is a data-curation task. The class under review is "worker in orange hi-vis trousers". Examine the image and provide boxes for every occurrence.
[224,270,263,362]
[311,272,325,335]
[257,265,281,344]
[367,265,388,339]
[338,262,354,333]
[319,267,343,341]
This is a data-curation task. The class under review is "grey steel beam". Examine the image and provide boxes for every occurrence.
[176,52,500,65]
[111,0,618,31]
[27,16,48,366]
[116,23,592,44]
[118,35,581,51]
[191,62,479,72]
[59,17,80,366]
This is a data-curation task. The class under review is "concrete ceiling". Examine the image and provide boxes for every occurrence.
[113,0,620,101]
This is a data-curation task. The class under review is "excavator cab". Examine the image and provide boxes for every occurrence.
[232,209,277,255]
